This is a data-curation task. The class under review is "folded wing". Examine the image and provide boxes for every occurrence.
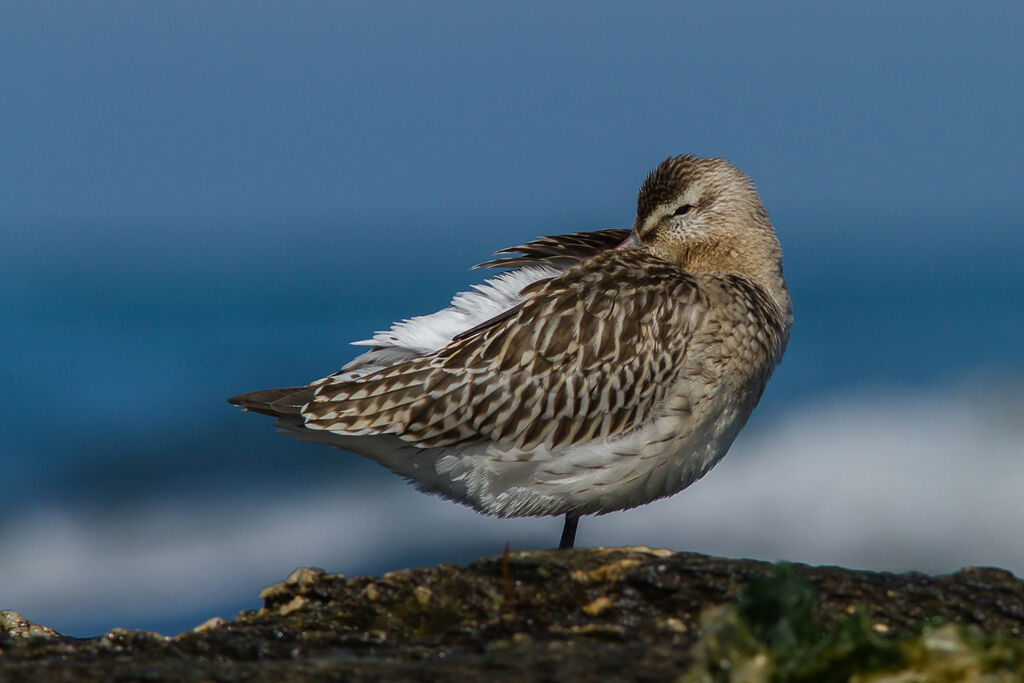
[302,250,707,452]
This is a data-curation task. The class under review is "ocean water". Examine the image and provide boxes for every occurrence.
[1,209,1022,637]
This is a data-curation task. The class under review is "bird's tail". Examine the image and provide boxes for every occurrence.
[227,386,315,418]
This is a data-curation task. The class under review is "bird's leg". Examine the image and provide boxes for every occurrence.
[559,514,579,549]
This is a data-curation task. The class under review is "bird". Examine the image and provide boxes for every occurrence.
[229,155,792,550]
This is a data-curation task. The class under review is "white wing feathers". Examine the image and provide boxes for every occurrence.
[334,265,562,380]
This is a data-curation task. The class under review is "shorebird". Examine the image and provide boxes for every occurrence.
[229,155,792,549]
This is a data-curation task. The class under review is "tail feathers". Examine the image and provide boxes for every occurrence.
[228,386,315,418]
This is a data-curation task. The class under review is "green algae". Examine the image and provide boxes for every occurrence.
[686,565,1024,682]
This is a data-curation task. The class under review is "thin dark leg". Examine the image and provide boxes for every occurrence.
[559,514,579,549]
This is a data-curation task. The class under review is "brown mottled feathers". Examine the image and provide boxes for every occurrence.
[232,232,788,458]
[474,228,631,270]
[450,302,525,343]
[301,249,722,451]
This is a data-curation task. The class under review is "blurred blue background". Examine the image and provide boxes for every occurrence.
[2,1,1022,637]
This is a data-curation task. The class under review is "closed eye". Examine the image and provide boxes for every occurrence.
[672,204,692,216]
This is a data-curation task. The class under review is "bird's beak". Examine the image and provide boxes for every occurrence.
[614,232,644,250]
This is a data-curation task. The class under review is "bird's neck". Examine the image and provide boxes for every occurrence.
[674,234,792,322]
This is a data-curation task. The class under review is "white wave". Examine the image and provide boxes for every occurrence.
[599,385,1024,572]
[1,384,1022,636]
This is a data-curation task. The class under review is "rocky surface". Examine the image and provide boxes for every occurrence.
[3,548,1024,681]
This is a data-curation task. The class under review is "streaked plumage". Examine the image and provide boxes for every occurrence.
[230,155,792,546]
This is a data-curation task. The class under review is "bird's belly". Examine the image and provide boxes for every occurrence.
[393,383,764,519]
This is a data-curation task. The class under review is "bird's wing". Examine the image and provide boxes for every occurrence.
[302,249,709,451]
[474,228,632,270]
[331,229,632,378]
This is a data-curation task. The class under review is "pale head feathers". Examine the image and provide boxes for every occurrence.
[633,155,789,319]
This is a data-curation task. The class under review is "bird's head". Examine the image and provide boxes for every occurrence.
[619,155,788,305]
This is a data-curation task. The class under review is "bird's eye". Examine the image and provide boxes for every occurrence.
[673,204,692,216]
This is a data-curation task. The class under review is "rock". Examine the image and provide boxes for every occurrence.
[2,549,1023,681]
[1,611,58,640]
